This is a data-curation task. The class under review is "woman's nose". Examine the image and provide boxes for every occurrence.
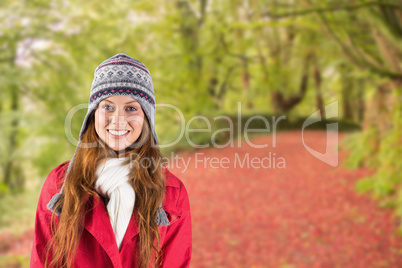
[109,110,127,128]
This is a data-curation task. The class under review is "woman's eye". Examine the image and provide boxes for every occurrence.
[127,106,137,112]
[102,105,114,111]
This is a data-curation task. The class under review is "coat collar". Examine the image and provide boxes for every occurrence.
[84,195,124,267]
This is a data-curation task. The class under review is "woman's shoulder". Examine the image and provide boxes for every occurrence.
[163,167,182,188]
[36,160,70,215]
[162,168,191,218]
[45,160,70,189]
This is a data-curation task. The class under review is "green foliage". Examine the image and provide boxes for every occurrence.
[0,255,29,268]
[0,182,8,196]
[0,188,39,233]
[345,89,402,216]
[0,0,401,251]
[0,0,395,182]
[342,125,378,169]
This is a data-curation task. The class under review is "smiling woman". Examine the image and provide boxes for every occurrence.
[95,96,145,152]
[30,53,192,268]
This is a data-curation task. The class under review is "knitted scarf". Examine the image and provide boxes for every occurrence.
[95,158,134,250]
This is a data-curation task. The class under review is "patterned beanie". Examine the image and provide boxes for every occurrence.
[80,53,158,145]
[46,53,169,226]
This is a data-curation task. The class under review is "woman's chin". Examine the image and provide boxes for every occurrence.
[105,140,130,152]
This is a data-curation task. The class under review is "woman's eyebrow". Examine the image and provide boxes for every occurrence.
[103,100,139,104]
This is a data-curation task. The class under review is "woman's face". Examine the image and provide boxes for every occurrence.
[94,95,145,152]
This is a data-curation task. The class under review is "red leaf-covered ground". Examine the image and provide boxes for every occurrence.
[1,131,402,267]
[168,131,402,268]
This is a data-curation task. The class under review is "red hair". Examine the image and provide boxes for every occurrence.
[47,112,165,268]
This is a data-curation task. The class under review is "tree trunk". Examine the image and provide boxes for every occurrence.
[3,83,19,188]
[340,64,354,121]
[313,64,325,118]
[356,78,365,123]
[270,52,312,113]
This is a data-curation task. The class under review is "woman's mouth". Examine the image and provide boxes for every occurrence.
[107,129,130,139]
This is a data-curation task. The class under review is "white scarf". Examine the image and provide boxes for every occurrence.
[95,158,135,250]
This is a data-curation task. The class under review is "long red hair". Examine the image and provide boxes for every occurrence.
[47,111,166,268]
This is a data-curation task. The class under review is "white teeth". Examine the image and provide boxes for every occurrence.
[108,130,129,136]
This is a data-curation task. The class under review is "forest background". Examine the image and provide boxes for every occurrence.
[0,0,401,266]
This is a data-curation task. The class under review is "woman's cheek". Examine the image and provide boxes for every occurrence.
[97,111,108,126]
[127,115,144,128]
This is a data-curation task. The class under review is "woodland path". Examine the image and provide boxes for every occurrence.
[1,131,402,268]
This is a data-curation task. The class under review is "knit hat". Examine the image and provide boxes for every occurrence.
[46,53,169,226]
[81,53,158,145]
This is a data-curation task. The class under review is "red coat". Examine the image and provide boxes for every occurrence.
[30,161,192,268]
